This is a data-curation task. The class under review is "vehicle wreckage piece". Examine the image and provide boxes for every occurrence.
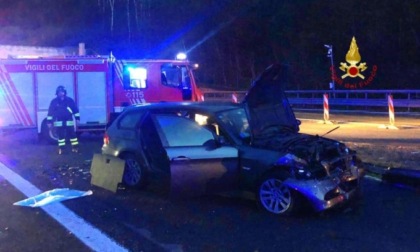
[90,154,125,192]
[13,188,93,207]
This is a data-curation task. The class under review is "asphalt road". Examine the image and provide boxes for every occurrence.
[0,115,419,252]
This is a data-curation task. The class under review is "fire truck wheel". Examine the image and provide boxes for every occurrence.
[41,120,58,144]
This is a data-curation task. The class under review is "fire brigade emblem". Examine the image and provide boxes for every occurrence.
[339,36,367,79]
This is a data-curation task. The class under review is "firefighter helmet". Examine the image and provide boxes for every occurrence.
[55,86,67,95]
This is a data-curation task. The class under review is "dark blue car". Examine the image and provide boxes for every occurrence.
[101,64,365,216]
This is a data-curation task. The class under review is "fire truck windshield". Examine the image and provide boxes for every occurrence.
[161,64,191,90]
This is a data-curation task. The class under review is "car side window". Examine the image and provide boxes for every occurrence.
[154,114,214,147]
[118,111,145,129]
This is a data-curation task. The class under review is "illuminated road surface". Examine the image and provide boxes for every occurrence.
[297,112,420,145]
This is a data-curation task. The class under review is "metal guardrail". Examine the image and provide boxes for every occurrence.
[203,90,247,103]
[202,90,420,113]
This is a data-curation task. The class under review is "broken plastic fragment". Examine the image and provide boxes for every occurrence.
[13,188,93,207]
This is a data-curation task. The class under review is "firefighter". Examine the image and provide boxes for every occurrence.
[47,86,80,154]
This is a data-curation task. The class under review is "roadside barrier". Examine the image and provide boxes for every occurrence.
[202,90,419,125]
[323,93,329,122]
[203,90,420,113]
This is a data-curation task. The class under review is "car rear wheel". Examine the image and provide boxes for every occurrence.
[122,154,147,188]
[257,171,296,216]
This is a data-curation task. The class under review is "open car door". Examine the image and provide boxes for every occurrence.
[152,114,239,198]
[243,64,300,139]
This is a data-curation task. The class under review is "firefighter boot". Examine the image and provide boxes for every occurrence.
[58,147,64,155]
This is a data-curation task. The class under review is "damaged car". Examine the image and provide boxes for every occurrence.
[100,64,365,216]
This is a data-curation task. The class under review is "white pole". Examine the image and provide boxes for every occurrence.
[388,94,395,126]
[232,92,238,103]
[323,93,329,122]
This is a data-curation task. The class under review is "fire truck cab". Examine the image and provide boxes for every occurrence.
[0,53,203,142]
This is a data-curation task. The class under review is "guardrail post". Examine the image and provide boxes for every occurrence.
[388,94,395,126]
[232,92,238,103]
[379,93,399,130]
[323,93,330,123]
[407,93,411,113]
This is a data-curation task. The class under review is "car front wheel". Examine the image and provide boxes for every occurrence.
[257,172,296,216]
[122,154,147,188]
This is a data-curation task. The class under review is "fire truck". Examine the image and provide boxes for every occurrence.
[0,53,204,141]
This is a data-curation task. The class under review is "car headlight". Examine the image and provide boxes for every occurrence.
[294,163,313,179]
[276,153,313,179]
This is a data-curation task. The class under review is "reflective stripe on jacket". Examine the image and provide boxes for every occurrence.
[47,96,80,123]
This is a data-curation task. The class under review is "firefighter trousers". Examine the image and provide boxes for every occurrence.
[54,122,79,149]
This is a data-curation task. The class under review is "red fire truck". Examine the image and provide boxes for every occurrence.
[0,53,204,141]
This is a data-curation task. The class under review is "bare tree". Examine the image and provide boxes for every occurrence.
[132,0,140,31]
[108,0,115,34]
[126,0,131,42]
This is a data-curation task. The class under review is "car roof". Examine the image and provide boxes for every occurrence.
[122,101,242,114]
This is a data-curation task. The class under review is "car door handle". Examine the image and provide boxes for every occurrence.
[171,156,191,161]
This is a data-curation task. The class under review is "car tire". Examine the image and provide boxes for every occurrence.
[122,154,147,188]
[257,171,297,216]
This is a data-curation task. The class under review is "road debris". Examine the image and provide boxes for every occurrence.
[13,188,93,207]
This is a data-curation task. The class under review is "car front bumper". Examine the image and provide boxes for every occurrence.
[284,166,364,212]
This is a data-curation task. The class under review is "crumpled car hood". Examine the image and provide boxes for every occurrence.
[252,132,365,187]
[253,132,352,173]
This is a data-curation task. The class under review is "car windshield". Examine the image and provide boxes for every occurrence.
[216,108,250,141]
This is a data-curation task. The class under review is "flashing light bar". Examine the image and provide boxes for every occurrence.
[176,52,187,60]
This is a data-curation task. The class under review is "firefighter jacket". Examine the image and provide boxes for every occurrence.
[47,96,80,126]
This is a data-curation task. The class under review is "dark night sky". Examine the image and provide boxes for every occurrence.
[0,0,418,90]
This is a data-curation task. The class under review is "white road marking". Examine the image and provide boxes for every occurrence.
[0,161,128,252]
